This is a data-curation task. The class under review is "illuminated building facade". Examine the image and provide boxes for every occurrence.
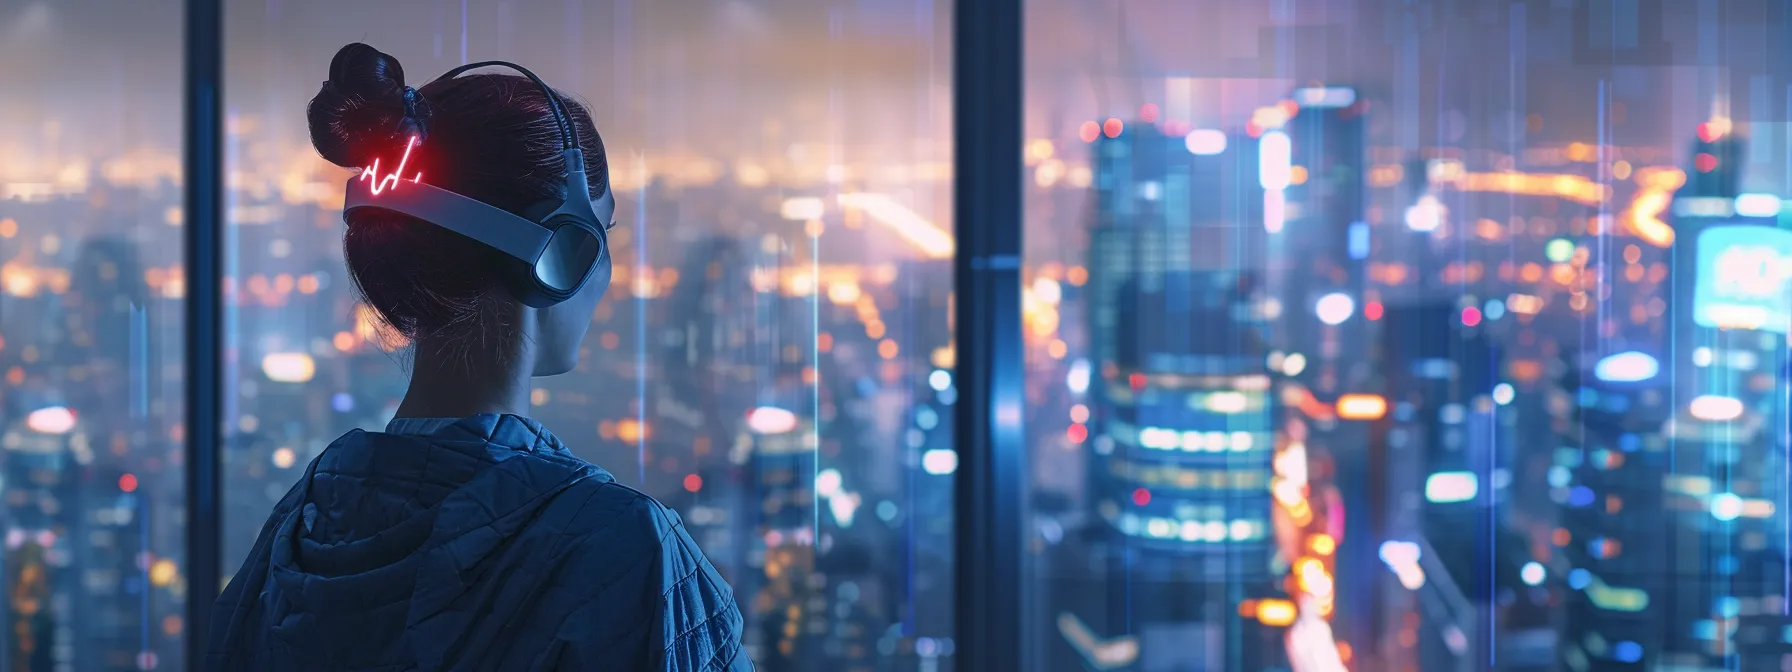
[1270,90,1377,656]
[1,411,151,672]
[1066,120,1278,671]
[1555,367,1674,671]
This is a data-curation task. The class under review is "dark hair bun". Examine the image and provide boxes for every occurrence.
[308,43,433,168]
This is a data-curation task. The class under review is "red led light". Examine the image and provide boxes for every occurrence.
[1132,488,1152,506]
[1066,423,1088,444]
[1129,372,1147,391]
[360,136,424,195]
[1461,306,1483,327]
[683,474,703,493]
[1079,121,1101,143]
[119,473,138,493]
[1139,103,1160,123]
[1697,122,1721,143]
[1103,118,1124,139]
[1364,301,1385,321]
[1695,153,1718,173]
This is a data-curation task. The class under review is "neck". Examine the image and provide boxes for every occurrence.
[393,339,534,419]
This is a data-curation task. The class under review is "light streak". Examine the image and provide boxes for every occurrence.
[1622,167,1683,247]
[837,192,954,259]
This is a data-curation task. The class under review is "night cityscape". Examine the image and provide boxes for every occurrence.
[6,0,1792,670]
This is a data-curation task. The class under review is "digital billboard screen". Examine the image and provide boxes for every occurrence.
[1693,224,1792,333]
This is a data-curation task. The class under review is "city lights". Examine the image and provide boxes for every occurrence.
[921,449,958,475]
[835,193,954,259]
[261,353,317,383]
[929,369,952,392]
[1292,87,1356,109]
[747,406,800,434]
[1255,599,1298,627]
[1185,129,1228,155]
[1492,383,1515,405]
[1688,395,1744,422]
[1520,562,1546,586]
[779,197,824,221]
[1593,351,1660,382]
[1335,394,1387,420]
[1709,492,1743,521]
[1424,471,1478,504]
[1544,238,1575,263]
[1693,226,1792,333]
[1259,131,1292,191]
[1314,293,1354,325]
[1404,194,1445,232]
[1378,541,1426,590]
[1282,353,1307,376]
[1734,193,1781,218]
[25,406,77,435]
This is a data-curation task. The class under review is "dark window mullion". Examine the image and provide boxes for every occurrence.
[183,0,225,663]
[951,0,1028,669]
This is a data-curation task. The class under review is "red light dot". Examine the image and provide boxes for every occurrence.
[1079,121,1101,143]
[119,473,138,493]
[1067,423,1089,444]
[683,474,702,493]
[1365,301,1385,321]
[1103,118,1124,139]
[1695,153,1718,173]
[1461,306,1483,327]
[1697,122,1719,143]
[1132,488,1152,506]
[1139,103,1159,123]
[1129,372,1147,391]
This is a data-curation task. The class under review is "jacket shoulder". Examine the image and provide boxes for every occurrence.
[543,478,747,670]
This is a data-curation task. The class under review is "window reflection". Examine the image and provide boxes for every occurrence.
[1027,1,1792,670]
[0,1,187,669]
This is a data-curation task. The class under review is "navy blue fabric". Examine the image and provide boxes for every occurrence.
[207,414,748,671]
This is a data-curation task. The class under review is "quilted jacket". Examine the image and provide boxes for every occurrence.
[206,414,749,671]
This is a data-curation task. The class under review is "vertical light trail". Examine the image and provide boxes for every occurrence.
[632,150,647,484]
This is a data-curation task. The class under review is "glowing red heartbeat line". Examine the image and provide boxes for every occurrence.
[359,136,423,195]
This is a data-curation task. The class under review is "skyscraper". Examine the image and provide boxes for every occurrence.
[1067,120,1278,671]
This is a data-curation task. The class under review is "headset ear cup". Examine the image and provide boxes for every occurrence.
[495,254,550,307]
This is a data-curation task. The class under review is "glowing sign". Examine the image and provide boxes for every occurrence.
[358,136,424,195]
[1693,225,1792,333]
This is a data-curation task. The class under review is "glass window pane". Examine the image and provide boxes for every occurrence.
[223,2,952,668]
[1027,2,1773,670]
[0,1,187,669]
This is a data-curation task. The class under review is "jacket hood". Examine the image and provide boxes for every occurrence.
[257,414,607,668]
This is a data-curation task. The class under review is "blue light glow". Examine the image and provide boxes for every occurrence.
[1613,641,1642,663]
[1693,225,1792,333]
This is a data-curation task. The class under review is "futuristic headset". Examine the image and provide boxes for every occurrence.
[342,61,613,308]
